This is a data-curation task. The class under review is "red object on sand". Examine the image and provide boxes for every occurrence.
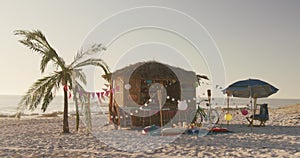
[210,127,229,132]
[241,109,248,115]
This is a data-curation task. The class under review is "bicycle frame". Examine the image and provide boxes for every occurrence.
[191,99,219,126]
[191,100,208,125]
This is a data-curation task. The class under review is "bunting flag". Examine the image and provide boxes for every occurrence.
[68,92,72,99]
[68,86,117,102]
[105,90,110,97]
[63,85,72,99]
[96,92,100,98]
[63,85,68,92]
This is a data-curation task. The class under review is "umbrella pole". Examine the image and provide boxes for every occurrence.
[253,98,257,116]
[227,94,230,128]
[253,97,257,128]
[250,87,253,132]
[250,98,253,132]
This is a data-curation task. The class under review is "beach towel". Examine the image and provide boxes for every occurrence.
[185,127,233,135]
[208,127,234,135]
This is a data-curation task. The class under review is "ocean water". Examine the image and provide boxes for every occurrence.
[0,95,299,116]
[204,97,300,109]
[0,95,108,116]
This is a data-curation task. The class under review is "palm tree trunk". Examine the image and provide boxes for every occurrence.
[63,85,70,133]
[73,86,80,131]
[74,94,80,131]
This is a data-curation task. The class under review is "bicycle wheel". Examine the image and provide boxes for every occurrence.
[188,111,197,123]
[189,111,203,126]
[208,109,219,125]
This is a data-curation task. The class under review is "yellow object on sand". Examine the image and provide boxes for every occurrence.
[224,113,233,121]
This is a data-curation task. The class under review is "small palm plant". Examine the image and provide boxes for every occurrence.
[196,74,209,86]
[15,30,109,133]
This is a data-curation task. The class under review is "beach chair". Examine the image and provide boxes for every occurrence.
[246,104,269,126]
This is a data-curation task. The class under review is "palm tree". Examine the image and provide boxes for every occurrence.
[15,30,109,133]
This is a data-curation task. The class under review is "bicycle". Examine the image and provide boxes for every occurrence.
[189,100,219,127]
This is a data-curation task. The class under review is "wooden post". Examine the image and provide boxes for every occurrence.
[157,88,163,127]
[207,89,212,128]
[227,94,230,128]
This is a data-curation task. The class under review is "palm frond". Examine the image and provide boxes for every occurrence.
[73,69,87,85]
[41,81,56,112]
[196,74,209,86]
[70,44,106,67]
[74,58,110,76]
[55,71,63,87]
[40,55,52,72]
[14,30,66,73]
[18,73,61,112]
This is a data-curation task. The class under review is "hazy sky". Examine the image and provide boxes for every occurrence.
[0,0,299,99]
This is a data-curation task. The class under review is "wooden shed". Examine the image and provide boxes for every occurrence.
[103,61,198,127]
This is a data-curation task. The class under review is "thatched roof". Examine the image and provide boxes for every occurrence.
[102,61,197,81]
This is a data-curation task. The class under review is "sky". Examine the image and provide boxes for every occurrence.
[0,0,299,99]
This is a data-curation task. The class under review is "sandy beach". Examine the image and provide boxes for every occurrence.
[0,104,299,158]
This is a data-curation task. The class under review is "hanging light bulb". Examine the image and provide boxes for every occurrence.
[178,101,188,110]
[124,84,131,90]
